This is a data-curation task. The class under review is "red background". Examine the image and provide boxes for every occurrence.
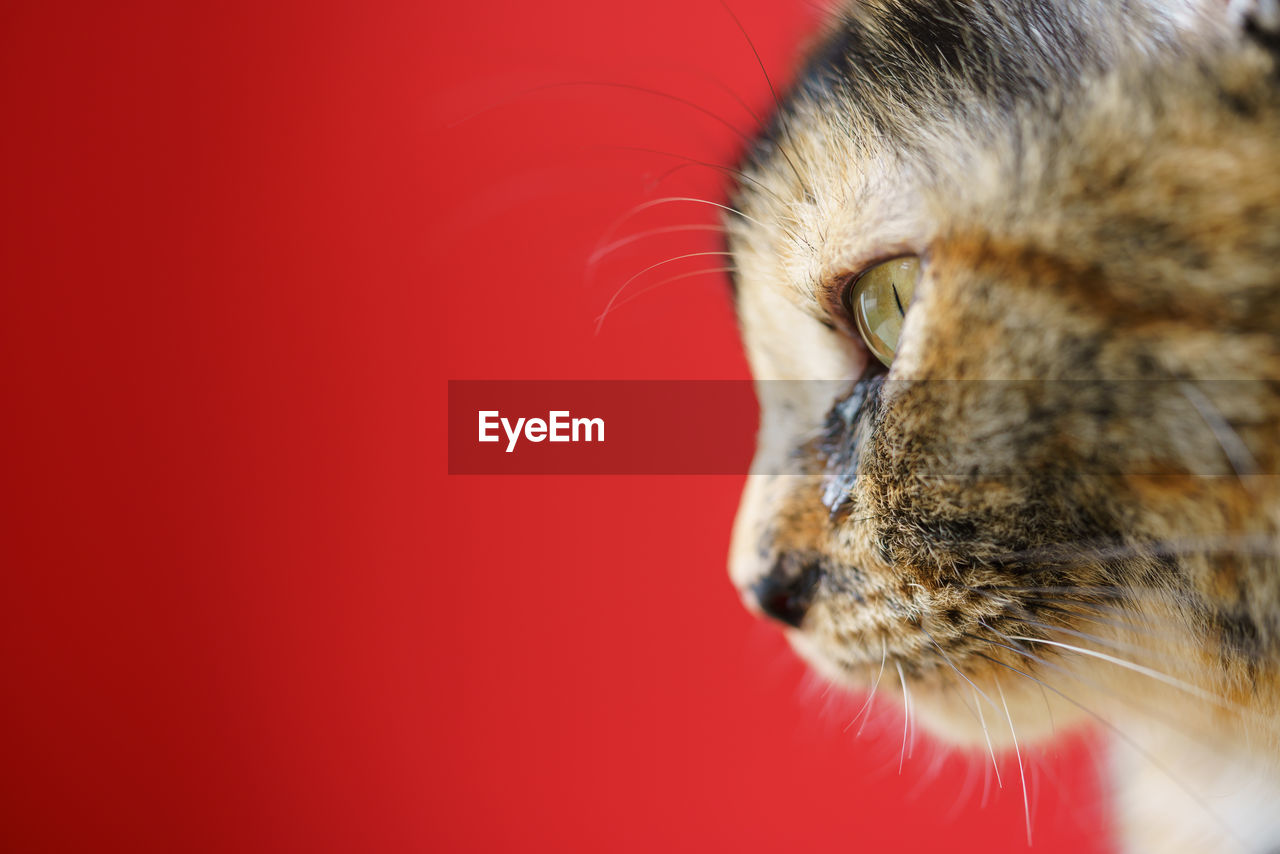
[2,1,1113,851]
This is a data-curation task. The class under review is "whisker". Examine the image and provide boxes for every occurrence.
[1005,635,1232,710]
[678,64,767,127]
[594,196,768,255]
[1179,379,1260,479]
[602,145,788,206]
[1029,763,1042,840]
[1016,596,1177,643]
[991,583,1210,614]
[858,638,889,738]
[995,676,1032,846]
[973,686,1003,789]
[649,161,728,193]
[946,753,982,821]
[908,671,918,759]
[597,248,732,322]
[968,645,1245,846]
[450,79,753,142]
[986,619,1276,741]
[1036,678,1055,735]
[980,746,994,809]
[448,72,812,256]
[715,0,813,198]
[990,533,1277,570]
[593,265,738,332]
[991,584,1136,598]
[587,223,726,267]
[844,639,887,734]
[896,661,911,773]
[1014,612,1194,664]
[976,620,1244,719]
[919,629,1002,787]
[968,586,1199,658]
[922,628,999,712]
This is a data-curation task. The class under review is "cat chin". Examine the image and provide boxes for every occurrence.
[903,679,1068,750]
[787,630,1072,750]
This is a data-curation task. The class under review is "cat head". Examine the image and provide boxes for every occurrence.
[727,0,1280,748]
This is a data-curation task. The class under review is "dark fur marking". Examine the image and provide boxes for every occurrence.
[743,0,1104,175]
[1245,13,1280,57]
[818,370,886,519]
[1218,608,1265,660]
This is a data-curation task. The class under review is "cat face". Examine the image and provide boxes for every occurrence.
[728,0,1280,751]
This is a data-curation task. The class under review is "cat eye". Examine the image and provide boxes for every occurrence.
[844,256,921,367]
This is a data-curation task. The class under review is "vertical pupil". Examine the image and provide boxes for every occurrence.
[850,257,919,367]
[890,283,906,316]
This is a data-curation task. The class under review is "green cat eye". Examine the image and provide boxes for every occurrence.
[846,256,921,367]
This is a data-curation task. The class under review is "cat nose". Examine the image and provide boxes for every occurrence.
[749,561,821,628]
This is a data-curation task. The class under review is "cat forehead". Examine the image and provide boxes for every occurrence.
[725,0,1272,311]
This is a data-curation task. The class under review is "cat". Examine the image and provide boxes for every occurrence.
[724,1,1280,851]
